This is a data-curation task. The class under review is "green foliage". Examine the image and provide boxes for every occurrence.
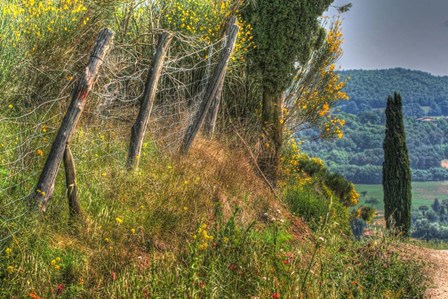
[241,0,334,183]
[324,173,359,207]
[282,148,353,232]
[0,0,118,108]
[284,183,332,230]
[339,68,448,114]
[358,205,376,223]
[302,68,448,183]
[284,149,360,208]
[383,93,412,236]
[242,0,333,95]
[412,198,448,242]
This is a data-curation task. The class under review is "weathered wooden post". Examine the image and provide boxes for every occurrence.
[127,31,172,169]
[204,17,237,138]
[63,144,80,219]
[32,28,114,211]
[181,22,239,155]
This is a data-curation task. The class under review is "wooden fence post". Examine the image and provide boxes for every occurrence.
[180,22,239,155]
[63,144,80,219]
[32,28,114,211]
[127,31,172,169]
[204,17,237,138]
[203,82,223,138]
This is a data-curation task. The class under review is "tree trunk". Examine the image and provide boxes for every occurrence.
[259,90,284,186]
[32,28,114,211]
[127,32,172,169]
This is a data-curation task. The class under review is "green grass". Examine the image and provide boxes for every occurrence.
[0,129,430,298]
[356,181,448,211]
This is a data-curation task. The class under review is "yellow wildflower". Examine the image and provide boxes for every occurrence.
[36,189,46,196]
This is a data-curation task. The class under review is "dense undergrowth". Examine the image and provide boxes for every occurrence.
[0,125,429,298]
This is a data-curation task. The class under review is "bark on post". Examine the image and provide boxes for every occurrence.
[32,28,114,211]
[204,17,237,138]
[127,32,172,169]
[63,145,80,219]
[181,23,239,155]
[203,84,223,138]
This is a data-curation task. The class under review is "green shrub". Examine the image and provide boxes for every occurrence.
[284,181,350,234]
[285,184,329,230]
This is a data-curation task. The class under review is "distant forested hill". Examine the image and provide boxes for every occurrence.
[301,68,448,183]
[339,68,448,116]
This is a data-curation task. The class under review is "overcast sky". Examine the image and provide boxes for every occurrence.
[326,0,448,75]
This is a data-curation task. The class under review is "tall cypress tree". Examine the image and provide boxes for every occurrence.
[241,0,333,184]
[383,92,412,236]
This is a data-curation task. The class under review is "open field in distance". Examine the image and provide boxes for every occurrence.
[356,181,448,211]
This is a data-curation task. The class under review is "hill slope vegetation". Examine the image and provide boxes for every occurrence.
[302,68,448,183]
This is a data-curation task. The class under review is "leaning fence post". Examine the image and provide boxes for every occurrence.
[204,16,237,138]
[63,144,80,219]
[32,28,114,211]
[181,22,239,155]
[127,31,172,169]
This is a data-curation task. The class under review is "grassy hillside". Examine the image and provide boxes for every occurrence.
[0,131,430,298]
[0,2,434,298]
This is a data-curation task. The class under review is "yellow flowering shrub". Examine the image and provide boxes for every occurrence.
[284,18,349,140]
[1,0,88,50]
[162,0,254,61]
[282,140,359,208]
[0,0,92,102]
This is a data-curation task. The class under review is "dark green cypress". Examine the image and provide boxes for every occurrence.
[383,92,412,236]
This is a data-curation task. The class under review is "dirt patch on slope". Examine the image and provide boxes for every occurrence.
[424,250,448,299]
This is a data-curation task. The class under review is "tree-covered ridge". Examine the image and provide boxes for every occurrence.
[301,68,448,183]
[339,68,448,115]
